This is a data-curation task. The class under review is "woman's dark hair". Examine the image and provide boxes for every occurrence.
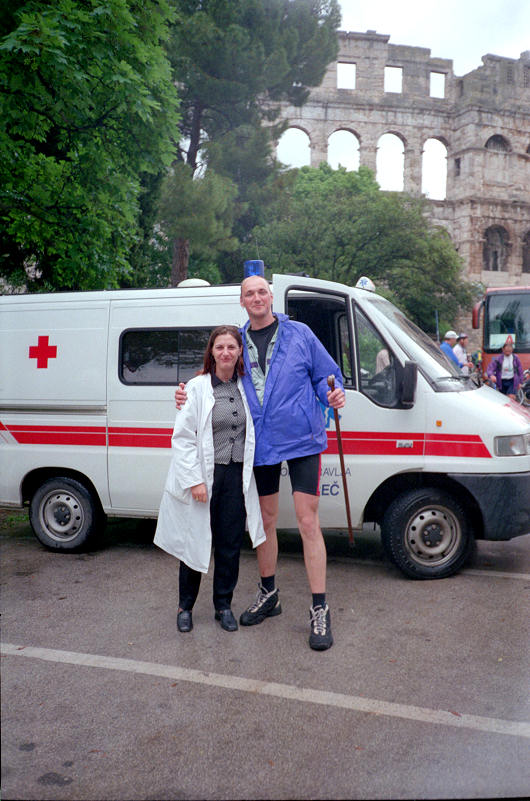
[199,325,245,376]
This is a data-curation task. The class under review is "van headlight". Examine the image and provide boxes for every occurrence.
[494,434,530,456]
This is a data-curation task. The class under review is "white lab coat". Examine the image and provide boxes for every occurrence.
[154,373,266,572]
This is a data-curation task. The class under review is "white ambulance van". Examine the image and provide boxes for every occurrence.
[1,274,529,579]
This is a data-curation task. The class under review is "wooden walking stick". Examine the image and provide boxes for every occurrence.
[327,375,354,545]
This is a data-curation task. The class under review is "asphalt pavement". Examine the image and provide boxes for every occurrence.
[1,510,529,800]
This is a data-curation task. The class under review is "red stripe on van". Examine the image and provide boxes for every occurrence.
[2,421,491,458]
[425,434,491,458]
[338,431,426,441]
[325,431,491,458]
[325,431,424,456]
[6,424,106,446]
[108,427,172,448]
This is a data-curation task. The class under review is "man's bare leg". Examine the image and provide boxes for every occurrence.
[239,492,281,626]
[293,491,326,593]
[293,490,332,650]
[255,492,279,578]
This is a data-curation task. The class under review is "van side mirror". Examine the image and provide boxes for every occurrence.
[399,360,417,408]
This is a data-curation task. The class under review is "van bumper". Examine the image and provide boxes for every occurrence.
[449,472,530,541]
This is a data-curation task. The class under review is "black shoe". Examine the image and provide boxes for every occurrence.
[215,609,238,632]
[177,610,193,633]
[309,604,333,651]
[239,584,282,626]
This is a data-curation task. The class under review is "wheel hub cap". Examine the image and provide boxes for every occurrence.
[53,504,71,525]
[422,523,443,547]
[40,491,84,542]
[405,505,462,565]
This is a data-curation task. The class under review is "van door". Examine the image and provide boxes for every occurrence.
[272,274,426,529]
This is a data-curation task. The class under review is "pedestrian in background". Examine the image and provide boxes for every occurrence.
[486,337,524,400]
[440,330,461,367]
[441,330,472,372]
[453,332,471,376]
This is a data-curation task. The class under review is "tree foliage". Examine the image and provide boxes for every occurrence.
[159,0,341,283]
[0,0,179,291]
[252,164,481,332]
[170,0,340,168]
[158,162,238,286]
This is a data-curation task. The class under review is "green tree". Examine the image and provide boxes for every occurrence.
[0,0,179,291]
[203,123,287,283]
[158,162,238,286]
[252,164,481,332]
[163,0,341,283]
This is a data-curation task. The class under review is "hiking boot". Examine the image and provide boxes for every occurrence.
[239,585,282,626]
[309,604,333,651]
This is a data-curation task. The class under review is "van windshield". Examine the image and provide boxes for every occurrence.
[361,295,475,391]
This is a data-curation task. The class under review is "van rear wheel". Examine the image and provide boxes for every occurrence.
[381,488,474,579]
[29,477,104,551]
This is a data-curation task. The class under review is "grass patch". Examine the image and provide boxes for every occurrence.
[0,508,29,530]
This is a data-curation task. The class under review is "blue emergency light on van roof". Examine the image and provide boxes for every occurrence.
[244,259,264,278]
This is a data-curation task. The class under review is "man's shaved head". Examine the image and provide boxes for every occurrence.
[240,275,274,329]
[240,275,271,297]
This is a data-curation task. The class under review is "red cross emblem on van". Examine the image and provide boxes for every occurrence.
[29,336,58,368]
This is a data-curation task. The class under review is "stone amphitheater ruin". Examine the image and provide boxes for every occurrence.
[276,30,530,293]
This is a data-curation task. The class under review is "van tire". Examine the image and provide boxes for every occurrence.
[29,477,104,552]
[381,488,474,579]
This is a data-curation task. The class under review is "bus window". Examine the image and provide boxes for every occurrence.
[485,293,530,352]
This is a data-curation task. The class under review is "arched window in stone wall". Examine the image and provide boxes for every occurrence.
[376,133,404,191]
[485,135,511,152]
[276,128,311,168]
[328,130,360,171]
[421,139,447,200]
[523,232,530,274]
[483,226,510,272]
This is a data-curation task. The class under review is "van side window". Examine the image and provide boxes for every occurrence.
[285,289,355,387]
[354,308,399,407]
[120,328,212,385]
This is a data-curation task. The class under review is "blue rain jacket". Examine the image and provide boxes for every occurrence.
[240,313,343,466]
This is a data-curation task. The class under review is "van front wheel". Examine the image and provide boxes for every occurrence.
[381,488,474,579]
[29,477,104,552]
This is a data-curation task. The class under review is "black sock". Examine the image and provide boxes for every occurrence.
[261,575,276,593]
[312,593,326,608]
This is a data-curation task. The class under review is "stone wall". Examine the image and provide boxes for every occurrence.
[276,30,530,289]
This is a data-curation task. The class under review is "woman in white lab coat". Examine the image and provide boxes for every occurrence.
[154,326,265,633]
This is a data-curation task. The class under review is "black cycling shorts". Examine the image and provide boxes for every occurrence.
[254,453,321,497]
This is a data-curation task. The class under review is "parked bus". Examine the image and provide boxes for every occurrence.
[472,285,530,377]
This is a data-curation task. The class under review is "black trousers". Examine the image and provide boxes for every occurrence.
[179,461,245,612]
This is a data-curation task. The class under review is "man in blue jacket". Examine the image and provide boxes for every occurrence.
[440,329,472,371]
[176,275,345,650]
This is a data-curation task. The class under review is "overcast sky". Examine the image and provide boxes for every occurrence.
[338,0,530,76]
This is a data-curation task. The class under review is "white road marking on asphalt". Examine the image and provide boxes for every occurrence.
[462,569,530,580]
[283,553,530,581]
[3,642,530,739]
